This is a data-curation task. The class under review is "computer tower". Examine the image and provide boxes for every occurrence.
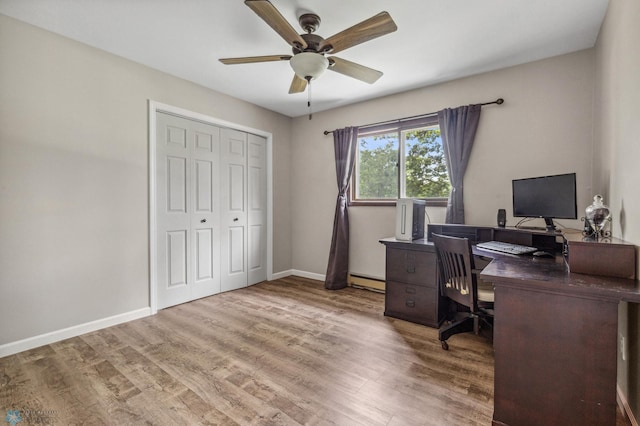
[395,198,426,241]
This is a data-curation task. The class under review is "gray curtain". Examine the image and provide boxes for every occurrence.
[325,126,359,290]
[438,104,482,224]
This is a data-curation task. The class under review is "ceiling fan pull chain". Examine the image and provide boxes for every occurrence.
[307,77,313,120]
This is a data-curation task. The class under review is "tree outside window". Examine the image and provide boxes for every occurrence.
[352,123,450,205]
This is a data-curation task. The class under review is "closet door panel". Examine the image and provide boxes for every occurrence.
[167,230,188,287]
[194,160,212,212]
[157,112,220,308]
[228,227,245,273]
[228,164,245,211]
[157,116,191,308]
[189,121,220,300]
[248,134,267,284]
[195,229,213,281]
[221,128,248,292]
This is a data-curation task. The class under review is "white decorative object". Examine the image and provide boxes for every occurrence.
[289,52,329,80]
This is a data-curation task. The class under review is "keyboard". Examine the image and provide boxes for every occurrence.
[476,240,538,255]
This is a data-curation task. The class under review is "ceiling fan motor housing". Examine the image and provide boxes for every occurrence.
[293,33,325,54]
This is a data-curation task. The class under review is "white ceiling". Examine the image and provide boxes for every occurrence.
[0,0,609,118]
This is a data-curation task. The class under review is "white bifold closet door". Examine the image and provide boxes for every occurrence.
[156,113,266,309]
[247,133,268,286]
[220,128,267,292]
[156,113,220,309]
[220,128,248,292]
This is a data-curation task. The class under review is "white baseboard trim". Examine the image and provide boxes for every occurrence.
[291,270,326,282]
[270,269,326,282]
[0,307,152,358]
[270,269,293,280]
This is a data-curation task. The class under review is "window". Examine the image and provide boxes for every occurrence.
[351,116,450,206]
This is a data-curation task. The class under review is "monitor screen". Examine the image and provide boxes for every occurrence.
[512,173,577,220]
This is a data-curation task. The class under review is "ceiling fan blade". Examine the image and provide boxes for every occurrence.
[245,0,308,50]
[328,57,383,84]
[288,74,307,94]
[219,55,292,65]
[319,11,397,54]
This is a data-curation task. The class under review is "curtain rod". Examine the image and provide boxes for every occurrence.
[323,98,504,135]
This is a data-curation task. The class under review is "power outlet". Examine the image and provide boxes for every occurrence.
[620,334,627,361]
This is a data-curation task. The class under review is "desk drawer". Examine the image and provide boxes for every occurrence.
[384,281,441,327]
[386,247,437,287]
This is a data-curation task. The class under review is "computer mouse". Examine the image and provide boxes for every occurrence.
[532,251,554,258]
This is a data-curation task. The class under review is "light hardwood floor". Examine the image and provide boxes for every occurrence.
[0,276,632,425]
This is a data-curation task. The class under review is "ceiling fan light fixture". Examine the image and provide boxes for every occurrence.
[290,52,329,81]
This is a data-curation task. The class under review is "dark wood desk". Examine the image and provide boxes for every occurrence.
[381,226,640,426]
[380,238,443,327]
[482,252,640,426]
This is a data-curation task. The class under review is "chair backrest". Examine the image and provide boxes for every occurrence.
[431,233,478,311]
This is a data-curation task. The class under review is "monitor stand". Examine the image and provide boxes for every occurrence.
[544,217,556,232]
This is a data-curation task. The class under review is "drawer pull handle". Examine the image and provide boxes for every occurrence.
[406,300,415,308]
[405,287,416,294]
[406,266,416,273]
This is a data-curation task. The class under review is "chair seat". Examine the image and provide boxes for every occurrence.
[478,279,494,303]
[444,279,494,302]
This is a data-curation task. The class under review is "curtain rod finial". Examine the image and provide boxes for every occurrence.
[496,98,504,105]
[323,130,330,135]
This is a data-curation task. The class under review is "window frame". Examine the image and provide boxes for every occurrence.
[349,115,449,207]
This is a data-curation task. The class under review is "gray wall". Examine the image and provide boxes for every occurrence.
[0,14,293,345]
[594,0,640,419]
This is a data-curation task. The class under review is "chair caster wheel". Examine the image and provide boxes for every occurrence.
[441,340,449,350]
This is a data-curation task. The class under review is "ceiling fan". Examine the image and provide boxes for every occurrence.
[219,0,398,95]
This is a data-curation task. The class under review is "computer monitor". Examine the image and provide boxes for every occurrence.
[512,172,577,231]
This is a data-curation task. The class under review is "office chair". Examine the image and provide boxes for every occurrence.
[431,233,494,350]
